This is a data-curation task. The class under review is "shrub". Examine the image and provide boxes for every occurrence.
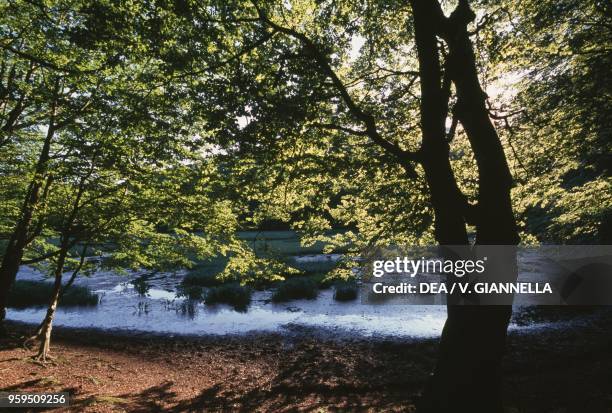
[7,280,98,308]
[309,273,336,290]
[204,283,251,311]
[271,277,318,302]
[333,281,358,301]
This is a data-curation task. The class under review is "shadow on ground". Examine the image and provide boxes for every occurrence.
[117,339,430,412]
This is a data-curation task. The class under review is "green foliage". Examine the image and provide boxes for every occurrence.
[7,280,98,308]
[2,0,608,312]
[182,264,228,288]
[239,230,350,255]
[478,0,612,243]
[287,258,337,276]
[1,0,245,285]
[307,272,336,290]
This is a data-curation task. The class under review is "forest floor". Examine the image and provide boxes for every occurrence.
[1,316,611,413]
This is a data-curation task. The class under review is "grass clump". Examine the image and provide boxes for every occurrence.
[333,281,359,301]
[272,277,319,302]
[7,280,98,308]
[178,285,204,300]
[204,283,252,311]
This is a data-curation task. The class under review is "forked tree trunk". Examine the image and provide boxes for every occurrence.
[446,3,519,412]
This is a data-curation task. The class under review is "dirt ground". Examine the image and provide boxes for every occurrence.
[1,316,611,413]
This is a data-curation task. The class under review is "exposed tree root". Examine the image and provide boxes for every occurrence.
[23,323,44,350]
[22,318,53,362]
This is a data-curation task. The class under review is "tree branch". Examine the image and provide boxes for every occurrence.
[21,237,80,265]
[59,243,89,297]
[310,122,368,136]
[253,4,421,176]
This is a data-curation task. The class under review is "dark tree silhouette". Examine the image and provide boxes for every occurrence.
[410,1,519,412]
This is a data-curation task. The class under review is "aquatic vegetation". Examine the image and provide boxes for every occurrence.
[333,282,359,302]
[271,277,319,302]
[7,280,98,308]
[204,283,252,311]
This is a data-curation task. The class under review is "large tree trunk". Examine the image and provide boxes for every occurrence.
[412,1,520,412]
[445,3,520,412]
[443,1,519,245]
[0,82,58,335]
[0,134,54,332]
[410,0,468,247]
[410,3,469,411]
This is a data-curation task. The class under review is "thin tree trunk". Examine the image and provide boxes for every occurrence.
[26,171,89,359]
[24,243,88,345]
[28,160,92,359]
[0,80,59,334]
[34,240,68,361]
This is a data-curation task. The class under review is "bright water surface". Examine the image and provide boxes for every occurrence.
[6,252,582,338]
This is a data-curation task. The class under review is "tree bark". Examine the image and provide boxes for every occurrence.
[410,0,469,247]
[0,82,58,335]
[413,1,521,412]
[444,0,519,245]
[24,169,89,359]
[34,239,68,361]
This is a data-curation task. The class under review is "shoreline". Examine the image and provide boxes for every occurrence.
[5,305,610,343]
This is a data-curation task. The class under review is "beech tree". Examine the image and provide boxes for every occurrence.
[482,0,612,244]
[0,0,241,344]
[1,0,608,410]
[151,1,519,410]
[0,0,122,330]
[21,147,239,360]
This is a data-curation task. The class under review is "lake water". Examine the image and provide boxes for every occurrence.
[5,252,600,338]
